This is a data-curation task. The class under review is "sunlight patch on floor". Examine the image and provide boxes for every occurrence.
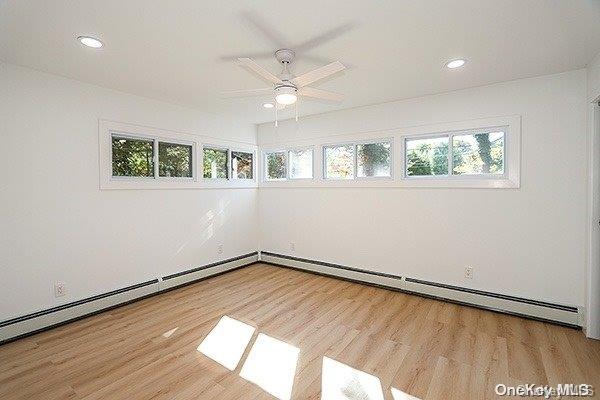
[321,356,385,400]
[240,333,300,400]
[197,315,255,370]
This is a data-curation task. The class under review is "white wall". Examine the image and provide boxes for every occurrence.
[0,63,258,320]
[588,52,600,103]
[258,70,588,307]
[586,52,600,338]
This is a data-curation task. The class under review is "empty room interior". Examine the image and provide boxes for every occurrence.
[3,1,600,399]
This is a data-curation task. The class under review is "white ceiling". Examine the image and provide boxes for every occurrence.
[2,0,600,125]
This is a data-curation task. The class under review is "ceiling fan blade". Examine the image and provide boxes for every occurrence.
[221,88,273,98]
[238,58,282,84]
[299,87,344,102]
[293,22,356,53]
[291,61,346,87]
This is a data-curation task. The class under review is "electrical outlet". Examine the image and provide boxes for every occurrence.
[217,244,223,254]
[464,266,473,279]
[54,281,66,297]
[290,242,296,252]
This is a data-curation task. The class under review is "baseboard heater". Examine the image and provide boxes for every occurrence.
[0,251,259,344]
[259,251,581,328]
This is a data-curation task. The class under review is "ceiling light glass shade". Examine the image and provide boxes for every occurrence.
[275,93,297,105]
[78,36,103,48]
[263,103,274,109]
[446,59,466,69]
[274,86,298,105]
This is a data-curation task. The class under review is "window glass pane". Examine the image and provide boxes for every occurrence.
[231,151,253,179]
[266,152,286,180]
[203,147,228,179]
[158,142,192,177]
[324,144,354,179]
[357,141,391,177]
[111,136,154,177]
[405,136,449,176]
[289,149,313,179]
[452,131,504,175]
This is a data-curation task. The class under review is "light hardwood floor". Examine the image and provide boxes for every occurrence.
[1,263,599,400]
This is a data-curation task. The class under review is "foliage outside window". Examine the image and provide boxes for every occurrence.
[324,144,354,179]
[288,149,313,179]
[203,147,228,179]
[357,142,391,177]
[405,130,505,177]
[452,132,504,175]
[232,151,253,179]
[406,136,449,176]
[158,142,193,177]
[111,136,155,177]
[266,152,286,180]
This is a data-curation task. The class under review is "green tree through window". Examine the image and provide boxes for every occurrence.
[112,136,154,177]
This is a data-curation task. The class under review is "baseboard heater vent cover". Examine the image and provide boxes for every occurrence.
[0,251,259,344]
[260,251,580,328]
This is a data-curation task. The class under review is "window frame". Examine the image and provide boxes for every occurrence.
[403,127,508,181]
[99,120,257,190]
[109,132,196,181]
[322,138,394,181]
[257,115,520,189]
[156,138,196,180]
[287,146,315,181]
[230,149,255,180]
[202,145,230,181]
[263,150,289,181]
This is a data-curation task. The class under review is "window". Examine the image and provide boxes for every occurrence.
[405,136,449,177]
[111,134,194,179]
[357,141,392,178]
[112,136,154,177]
[288,148,313,179]
[324,140,392,180]
[203,147,228,179]
[324,144,354,179]
[231,151,253,179]
[264,148,314,181]
[265,151,286,180]
[158,141,193,177]
[404,128,505,178]
[452,131,504,175]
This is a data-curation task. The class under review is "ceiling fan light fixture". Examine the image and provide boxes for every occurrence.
[274,86,298,105]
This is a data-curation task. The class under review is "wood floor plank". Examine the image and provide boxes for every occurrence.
[0,263,598,400]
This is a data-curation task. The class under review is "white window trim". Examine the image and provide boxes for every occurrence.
[202,145,230,181]
[263,149,289,182]
[230,149,256,181]
[257,115,520,189]
[262,146,316,182]
[403,128,507,181]
[322,138,394,181]
[288,146,315,181]
[99,120,257,190]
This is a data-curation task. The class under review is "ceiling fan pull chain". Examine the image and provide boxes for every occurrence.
[275,104,278,127]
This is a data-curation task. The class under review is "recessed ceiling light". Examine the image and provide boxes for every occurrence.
[263,103,274,109]
[445,59,466,69]
[78,36,103,48]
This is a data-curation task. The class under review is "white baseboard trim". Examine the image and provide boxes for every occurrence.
[260,251,581,328]
[0,252,259,344]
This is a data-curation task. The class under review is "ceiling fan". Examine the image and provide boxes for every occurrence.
[222,49,346,124]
